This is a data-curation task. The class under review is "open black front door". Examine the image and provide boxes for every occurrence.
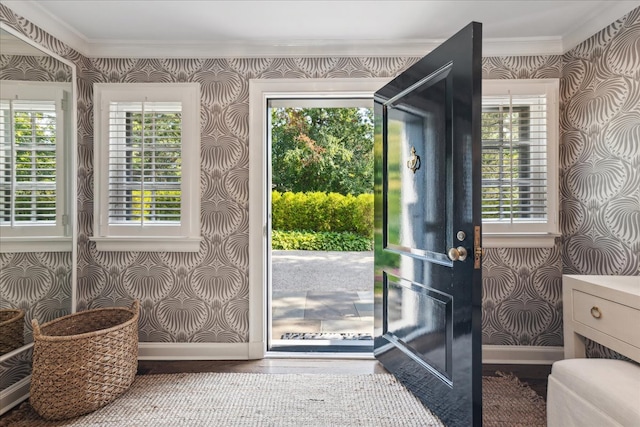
[373,22,482,426]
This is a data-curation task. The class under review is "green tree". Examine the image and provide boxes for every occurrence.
[271,107,374,195]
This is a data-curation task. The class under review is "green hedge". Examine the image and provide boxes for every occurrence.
[272,191,373,238]
[272,230,373,251]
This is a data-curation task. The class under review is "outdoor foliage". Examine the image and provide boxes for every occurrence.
[272,230,373,251]
[271,107,374,195]
[271,191,373,238]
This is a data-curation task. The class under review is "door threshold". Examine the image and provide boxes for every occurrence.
[268,339,373,358]
[266,351,375,360]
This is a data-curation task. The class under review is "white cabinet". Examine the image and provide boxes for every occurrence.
[562,275,640,362]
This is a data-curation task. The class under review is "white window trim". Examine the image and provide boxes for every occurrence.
[0,81,72,252]
[92,83,201,252]
[482,78,560,248]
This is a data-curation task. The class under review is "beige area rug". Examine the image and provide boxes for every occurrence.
[1,372,546,426]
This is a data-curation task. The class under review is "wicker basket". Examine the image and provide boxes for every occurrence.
[30,301,139,421]
[0,309,25,354]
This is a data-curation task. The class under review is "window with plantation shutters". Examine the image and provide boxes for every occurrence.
[481,79,560,248]
[0,82,70,245]
[93,83,201,252]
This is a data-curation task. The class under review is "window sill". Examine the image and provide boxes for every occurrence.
[91,237,202,252]
[482,232,560,248]
[0,237,72,253]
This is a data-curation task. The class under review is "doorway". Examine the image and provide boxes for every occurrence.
[267,99,374,353]
[247,78,392,359]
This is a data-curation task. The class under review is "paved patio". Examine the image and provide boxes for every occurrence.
[271,250,374,340]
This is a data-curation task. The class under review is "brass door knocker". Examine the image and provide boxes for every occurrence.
[407,146,421,174]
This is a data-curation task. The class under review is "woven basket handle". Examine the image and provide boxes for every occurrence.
[130,300,139,314]
[32,318,41,337]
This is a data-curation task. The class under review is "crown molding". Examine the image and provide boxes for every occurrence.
[483,37,564,57]
[80,37,566,59]
[87,39,441,58]
[2,1,635,59]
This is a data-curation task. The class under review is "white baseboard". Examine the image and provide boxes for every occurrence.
[138,342,563,364]
[138,342,259,360]
[0,375,30,416]
[482,345,564,365]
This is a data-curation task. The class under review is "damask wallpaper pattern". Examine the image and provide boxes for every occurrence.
[561,7,640,276]
[0,54,72,82]
[560,7,640,358]
[0,252,72,342]
[0,4,638,355]
[481,56,565,346]
[0,347,31,390]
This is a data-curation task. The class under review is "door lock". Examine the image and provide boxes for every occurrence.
[448,246,467,262]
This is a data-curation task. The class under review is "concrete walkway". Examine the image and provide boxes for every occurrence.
[271,250,374,339]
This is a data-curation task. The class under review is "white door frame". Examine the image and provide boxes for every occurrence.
[248,78,391,358]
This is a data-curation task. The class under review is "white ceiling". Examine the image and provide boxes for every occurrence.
[3,1,639,57]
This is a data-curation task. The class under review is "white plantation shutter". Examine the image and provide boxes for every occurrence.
[481,79,559,242]
[107,101,182,225]
[0,84,67,239]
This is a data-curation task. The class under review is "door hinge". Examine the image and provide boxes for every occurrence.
[474,225,482,270]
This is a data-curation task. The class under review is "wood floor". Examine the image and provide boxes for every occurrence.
[137,358,551,400]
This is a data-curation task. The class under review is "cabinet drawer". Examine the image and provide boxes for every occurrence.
[573,290,640,348]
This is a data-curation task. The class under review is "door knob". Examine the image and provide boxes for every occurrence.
[448,246,467,262]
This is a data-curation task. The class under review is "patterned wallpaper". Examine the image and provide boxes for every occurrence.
[481,56,565,346]
[1,4,637,359]
[561,7,640,276]
[0,347,31,390]
[0,252,72,343]
[560,7,640,359]
[0,54,72,82]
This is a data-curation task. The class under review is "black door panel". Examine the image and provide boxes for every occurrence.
[374,22,483,427]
